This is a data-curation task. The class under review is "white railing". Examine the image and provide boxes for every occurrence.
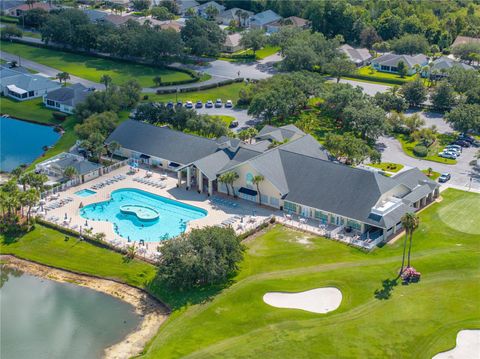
[102,159,129,174]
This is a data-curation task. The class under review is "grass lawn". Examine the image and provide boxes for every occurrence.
[139,189,480,358]
[422,169,441,181]
[369,162,404,173]
[212,115,235,126]
[1,189,479,357]
[220,46,280,62]
[1,41,193,87]
[396,134,457,165]
[143,82,247,105]
[357,66,417,82]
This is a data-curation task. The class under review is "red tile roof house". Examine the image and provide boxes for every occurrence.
[7,2,56,17]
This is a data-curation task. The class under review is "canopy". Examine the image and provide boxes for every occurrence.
[140,154,150,159]
[7,84,27,95]
[169,162,180,168]
[239,187,258,196]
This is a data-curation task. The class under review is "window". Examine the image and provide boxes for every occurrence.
[47,99,55,106]
[314,210,328,222]
[346,219,361,231]
[55,102,60,107]
[28,91,34,97]
[381,65,389,71]
[270,197,279,207]
[260,194,268,204]
[284,201,298,213]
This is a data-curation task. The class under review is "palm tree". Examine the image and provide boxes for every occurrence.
[218,173,231,196]
[63,166,78,180]
[205,4,219,21]
[235,9,243,27]
[218,171,238,197]
[100,74,112,90]
[240,11,249,27]
[125,243,137,260]
[153,75,162,87]
[406,213,419,268]
[252,175,264,205]
[108,141,121,161]
[56,72,70,86]
[23,189,39,222]
[400,213,419,275]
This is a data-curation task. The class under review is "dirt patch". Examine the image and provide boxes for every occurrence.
[1,255,169,359]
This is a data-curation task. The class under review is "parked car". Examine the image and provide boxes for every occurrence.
[438,173,451,183]
[443,150,459,157]
[195,101,203,108]
[215,99,223,108]
[176,100,183,107]
[166,101,174,109]
[459,133,474,143]
[444,147,461,156]
[438,152,457,159]
[446,144,462,152]
[225,100,233,108]
[229,120,239,128]
[185,101,193,109]
[205,100,213,108]
[454,140,471,148]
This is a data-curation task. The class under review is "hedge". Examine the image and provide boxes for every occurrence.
[4,38,199,86]
[156,77,245,94]
[221,53,256,60]
[0,15,19,24]
[345,73,409,85]
[413,144,428,157]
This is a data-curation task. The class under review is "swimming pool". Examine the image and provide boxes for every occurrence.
[80,188,207,242]
[0,116,61,172]
[75,189,97,197]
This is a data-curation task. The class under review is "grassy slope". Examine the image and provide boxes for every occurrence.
[1,41,191,87]
[140,189,480,358]
[144,82,247,104]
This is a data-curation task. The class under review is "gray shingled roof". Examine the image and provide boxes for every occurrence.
[45,83,90,107]
[105,120,220,165]
[372,53,428,68]
[431,56,474,72]
[250,9,281,26]
[393,168,437,191]
[55,157,101,176]
[256,124,305,142]
[0,73,60,92]
[339,44,372,64]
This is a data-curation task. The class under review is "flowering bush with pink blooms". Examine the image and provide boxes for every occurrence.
[401,267,421,283]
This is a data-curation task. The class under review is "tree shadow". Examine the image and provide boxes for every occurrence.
[374,278,398,300]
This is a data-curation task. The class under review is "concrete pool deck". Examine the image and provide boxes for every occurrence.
[41,166,275,257]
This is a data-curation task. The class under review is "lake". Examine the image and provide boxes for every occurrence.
[0,116,61,172]
[0,266,141,359]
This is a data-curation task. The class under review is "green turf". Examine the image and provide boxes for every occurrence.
[422,169,441,181]
[369,162,404,173]
[139,189,480,358]
[396,134,457,165]
[143,82,247,104]
[437,194,480,235]
[357,66,417,81]
[1,41,193,87]
[212,115,235,126]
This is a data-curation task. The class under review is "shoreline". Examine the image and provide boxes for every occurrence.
[1,254,169,359]
[0,112,63,129]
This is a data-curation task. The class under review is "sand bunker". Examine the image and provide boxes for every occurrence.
[433,330,480,359]
[263,287,342,314]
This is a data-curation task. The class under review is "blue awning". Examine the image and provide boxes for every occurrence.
[239,187,257,196]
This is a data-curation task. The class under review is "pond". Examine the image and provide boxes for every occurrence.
[0,266,141,359]
[0,116,61,172]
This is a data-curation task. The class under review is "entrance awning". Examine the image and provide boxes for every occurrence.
[140,154,151,159]
[239,187,257,196]
[169,162,180,168]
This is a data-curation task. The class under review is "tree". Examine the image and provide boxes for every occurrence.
[390,34,429,55]
[151,6,174,20]
[156,226,244,289]
[63,166,78,180]
[324,56,357,83]
[23,188,39,222]
[108,141,121,161]
[100,74,112,90]
[181,17,226,56]
[324,132,380,165]
[204,4,219,21]
[452,42,480,64]
[1,25,22,40]
[431,81,456,112]
[397,61,408,78]
[56,72,70,86]
[239,28,266,55]
[159,0,179,15]
[446,67,480,94]
[360,26,381,49]
[400,212,419,273]
[412,126,437,147]
[75,111,118,140]
[404,113,425,134]
[218,172,231,196]
[153,75,162,87]
[400,79,427,107]
[445,104,480,134]
[343,101,387,141]
[322,82,365,119]
[252,175,264,205]
[296,112,321,134]
[372,41,390,55]
[373,92,408,113]
[218,171,239,197]
[23,8,49,28]
[132,0,150,12]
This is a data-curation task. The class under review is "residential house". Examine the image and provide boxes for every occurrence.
[265,16,310,33]
[104,14,135,26]
[43,83,92,114]
[0,0,25,13]
[83,9,109,23]
[174,0,199,15]
[0,68,60,101]
[371,53,428,75]
[423,56,474,79]
[249,9,281,29]
[218,7,253,26]
[106,120,439,245]
[223,33,243,53]
[35,152,102,184]
[192,1,225,19]
[339,44,373,67]
[451,35,480,48]
[6,2,54,17]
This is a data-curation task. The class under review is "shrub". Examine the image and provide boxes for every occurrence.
[52,112,67,121]
[413,144,428,157]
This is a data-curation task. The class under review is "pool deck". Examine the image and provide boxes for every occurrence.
[40,166,275,258]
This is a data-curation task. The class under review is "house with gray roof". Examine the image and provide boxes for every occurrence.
[83,9,109,23]
[249,9,281,29]
[339,44,373,66]
[0,69,60,101]
[174,0,199,15]
[218,7,253,26]
[371,53,428,75]
[266,16,310,33]
[106,120,439,245]
[192,1,225,19]
[423,56,474,79]
[43,83,92,114]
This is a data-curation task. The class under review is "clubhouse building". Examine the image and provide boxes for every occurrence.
[107,120,439,242]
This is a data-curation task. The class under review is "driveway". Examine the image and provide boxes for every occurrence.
[377,136,480,191]
[405,109,451,133]
[194,107,255,132]
[336,78,391,95]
